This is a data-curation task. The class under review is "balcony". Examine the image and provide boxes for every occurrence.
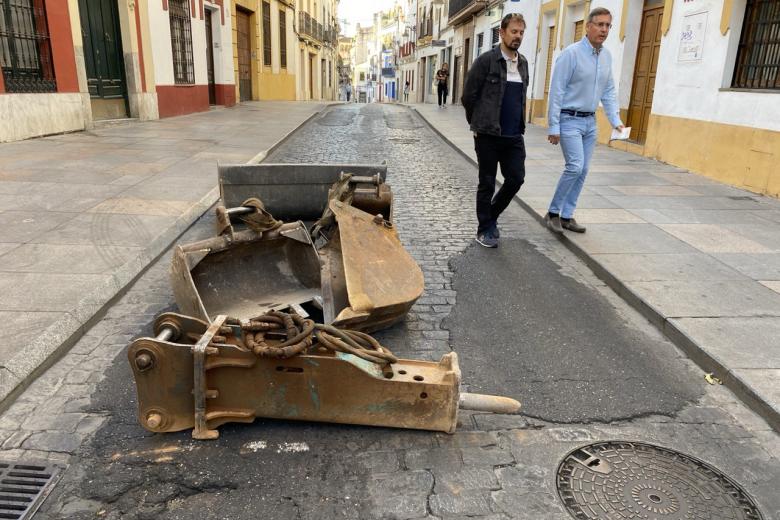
[448,0,487,26]
[298,11,324,43]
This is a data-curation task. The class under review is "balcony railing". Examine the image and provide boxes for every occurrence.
[298,11,338,46]
[448,0,486,26]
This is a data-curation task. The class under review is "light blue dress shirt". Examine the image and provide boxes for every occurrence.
[547,37,622,135]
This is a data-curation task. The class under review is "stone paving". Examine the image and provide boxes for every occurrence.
[0,101,327,406]
[412,102,780,432]
[0,103,776,520]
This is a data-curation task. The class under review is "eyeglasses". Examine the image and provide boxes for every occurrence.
[590,22,612,29]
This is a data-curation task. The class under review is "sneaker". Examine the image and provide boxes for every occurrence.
[476,230,498,248]
[544,213,564,234]
[561,217,586,233]
[491,222,500,238]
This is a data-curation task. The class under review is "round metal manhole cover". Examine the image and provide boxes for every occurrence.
[556,441,764,520]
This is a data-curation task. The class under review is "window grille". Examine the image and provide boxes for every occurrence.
[279,9,287,68]
[476,32,483,56]
[491,26,499,47]
[262,1,271,66]
[732,0,780,89]
[0,0,56,92]
[169,0,194,84]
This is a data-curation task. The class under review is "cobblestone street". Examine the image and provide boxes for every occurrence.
[0,104,777,520]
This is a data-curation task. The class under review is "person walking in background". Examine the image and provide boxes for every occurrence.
[345,82,352,102]
[462,13,529,248]
[403,81,410,103]
[435,63,450,108]
[545,7,624,234]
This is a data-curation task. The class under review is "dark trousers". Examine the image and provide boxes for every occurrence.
[437,84,448,105]
[474,134,526,234]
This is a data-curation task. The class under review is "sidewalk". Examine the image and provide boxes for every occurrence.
[412,103,780,431]
[0,101,328,406]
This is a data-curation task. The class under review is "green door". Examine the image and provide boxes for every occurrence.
[79,0,126,99]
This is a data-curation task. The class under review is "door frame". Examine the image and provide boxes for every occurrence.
[626,2,664,143]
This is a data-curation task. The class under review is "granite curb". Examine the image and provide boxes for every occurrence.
[0,105,327,412]
[411,106,780,432]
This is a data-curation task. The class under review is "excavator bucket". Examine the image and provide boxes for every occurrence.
[169,164,423,332]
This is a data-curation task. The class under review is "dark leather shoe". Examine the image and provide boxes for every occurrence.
[562,218,586,233]
[545,213,564,234]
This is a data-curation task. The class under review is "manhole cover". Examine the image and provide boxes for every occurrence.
[0,462,65,519]
[556,441,763,520]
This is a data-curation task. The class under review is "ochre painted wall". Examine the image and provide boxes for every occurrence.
[644,114,780,198]
[258,70,296,100]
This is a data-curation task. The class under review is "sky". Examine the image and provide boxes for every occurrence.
[337,0,399,37]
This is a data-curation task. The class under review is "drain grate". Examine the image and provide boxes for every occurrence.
[0,462,64,519]
[557,441,763,520]
[389,138,420,145]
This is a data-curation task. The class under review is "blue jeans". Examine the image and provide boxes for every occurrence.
[548,114,598,219]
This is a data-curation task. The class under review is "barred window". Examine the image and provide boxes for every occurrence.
[732,0,780,89]
[476,32,483,56]
[0,0,56,93]
[169,0,194,84]
[262,1,271,66]
[279,9,287,69]
[491,26,500,47]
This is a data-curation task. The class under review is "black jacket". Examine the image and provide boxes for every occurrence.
[461,46,530,136]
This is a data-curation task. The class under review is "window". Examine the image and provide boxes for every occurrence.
[169,0,194,84]
[262,1,272,66]
[0,0,56,92]
[491,26,500,47]
[732,0,780,89]
[476,32,484,56]
[279,9,287,68]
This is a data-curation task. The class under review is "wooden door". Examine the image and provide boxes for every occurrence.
[205,11,216,105]
[236,9,252,102]
[78,0,126,100]
[543,24,557,118]
[627,4,663,143]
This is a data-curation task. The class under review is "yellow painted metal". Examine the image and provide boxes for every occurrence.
[721,0,734,35]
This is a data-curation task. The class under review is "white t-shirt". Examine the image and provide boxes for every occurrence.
[501,49,523,84]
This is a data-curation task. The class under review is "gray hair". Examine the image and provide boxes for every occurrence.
[587,7,612,23]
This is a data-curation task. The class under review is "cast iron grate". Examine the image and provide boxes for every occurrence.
[556,441,763,520]
[0,462,64,519]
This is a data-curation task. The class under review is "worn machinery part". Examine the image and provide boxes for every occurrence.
[243,311,316,359]
[459,393,522,414]
[314,324,397,365]
[239,198,283,233]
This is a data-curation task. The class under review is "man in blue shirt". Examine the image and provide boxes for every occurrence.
[545,7,624,234]
[462,14,529,248]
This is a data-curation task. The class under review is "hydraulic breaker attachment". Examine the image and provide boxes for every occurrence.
[128,313,521,439]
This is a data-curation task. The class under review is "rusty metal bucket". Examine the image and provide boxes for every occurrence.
[170,164,424,332]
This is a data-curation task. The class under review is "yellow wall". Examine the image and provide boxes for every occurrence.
[258,70,297,100]
[644,115,780,198]
[232,0,296,101]
[596,110,780,198]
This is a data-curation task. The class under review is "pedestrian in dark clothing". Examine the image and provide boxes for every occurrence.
[436,63,449,108]
[461,13,529,248]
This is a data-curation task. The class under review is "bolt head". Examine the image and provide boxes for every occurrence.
[135,352,154,371]
[146,413,163,429]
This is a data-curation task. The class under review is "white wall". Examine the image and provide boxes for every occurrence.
[148,3,209,86]
[652,0,780,131]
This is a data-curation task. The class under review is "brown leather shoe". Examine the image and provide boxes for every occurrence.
[562,218,586,233]
[545,213,564,234]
